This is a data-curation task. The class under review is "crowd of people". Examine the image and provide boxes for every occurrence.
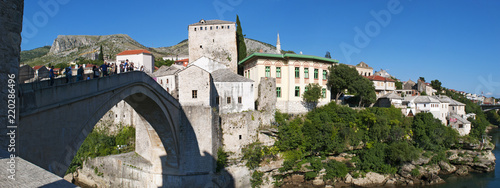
[50,59,144,85]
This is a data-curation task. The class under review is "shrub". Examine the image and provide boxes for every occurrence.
[216,147,228,172]
[324,160,348,180]
[242,142,263,169]
[410,168,420,177]
[250,171,264,188]
[304,171,317,181]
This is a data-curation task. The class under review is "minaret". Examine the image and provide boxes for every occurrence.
[276,32,281,54]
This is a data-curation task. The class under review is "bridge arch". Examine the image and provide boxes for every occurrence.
[18,72,191,178]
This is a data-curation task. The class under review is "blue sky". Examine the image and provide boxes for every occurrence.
[21,0,500,97]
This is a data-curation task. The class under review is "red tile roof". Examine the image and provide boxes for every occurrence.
[175,58,189,63]
[116,49,152,56]
[33,65,44,70]
[364,75,395,82]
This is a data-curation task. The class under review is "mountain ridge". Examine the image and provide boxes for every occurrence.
[21,34,283,66]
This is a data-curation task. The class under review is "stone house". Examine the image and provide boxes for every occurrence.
[177,65,216,107]
[116,49,155,73]
[374,69,392,78]
[375,93,403,108]
[403,79,416,90]
[212,68,255,114]
[153,65,184,98]
[364,75,396,98]
[355,61,373,76]
[188,19,237,73]
[448,114,471,136]
[33,65,50,80]
[19,64,34,83]
[239,53,335,114]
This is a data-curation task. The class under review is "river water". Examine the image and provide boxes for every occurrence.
[419,127,500,188]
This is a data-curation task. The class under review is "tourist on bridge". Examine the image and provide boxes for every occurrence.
[49,66,55,86]
[100,61,109,77]
[77,65,84,81]
[65,66,72,83]
[120,61,125,73]
[93,65,99,79]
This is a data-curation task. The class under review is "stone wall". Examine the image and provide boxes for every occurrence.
[0,0,23,150]
[188,21,237,73]
[276,100,330,114]
[256,77,276,113]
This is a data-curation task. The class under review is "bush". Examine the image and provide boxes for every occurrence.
[251,171,264,188]
[242,142,263,169]
[216,147,228,172]
[324,160,348,180]
[304,171,317,181]
[411,168,420,177]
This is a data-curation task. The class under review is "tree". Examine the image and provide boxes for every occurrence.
[327,64,360,102]
[395,81,403,89]
[236,15,247,62]
[303,83,322,104]
[419,77,425,82]
[98,45,104,61]
[430,79,442,93]
[325,51,331,59]
[351,77,376,107]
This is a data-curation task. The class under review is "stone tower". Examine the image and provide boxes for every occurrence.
[188,19,237,73]
[276,32,281,54]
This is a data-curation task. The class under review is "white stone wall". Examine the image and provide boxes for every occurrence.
[177,66,212,106]
[276,100,330,114]
[116,53,154,73]
[188,22,237,73]
[156,75,176,97]
[215,82,254,114]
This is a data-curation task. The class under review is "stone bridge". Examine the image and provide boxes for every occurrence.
[15,72,226,187]
[480,104,500,112]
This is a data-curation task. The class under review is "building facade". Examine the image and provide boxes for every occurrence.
[177,65,215,107]
[116,49,155,73]
[212,69,255,114]
[365,75,396,97]
[239,53,337,113]
[188,19,238,73]
[355,61,373,76]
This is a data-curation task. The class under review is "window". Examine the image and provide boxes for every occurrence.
[216,26,218,29]
[265,66,270,77]
[192,90,197,98]
[323,70,327,80]
[227,97,231,104]
[216,97,219,104]
[295,67,300,78]
[239,135,242,140]
[194,28,197,31]
[228,26,230,29]
[304,68,309,78]
[295,86,300,97]
[277,87,281,98]
[314,69,319,79]
[459,124,463,128]
[205,27,207,30]
[200,27,203,30]
[276,67,281,78]
[200,45,202,49]
[210,26,212,30]
[167,79,169,84]
[238,97,242,104]
[322,88,326,98]
[424,104,426,107]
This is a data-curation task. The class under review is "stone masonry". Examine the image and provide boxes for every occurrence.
[0,0,23,150]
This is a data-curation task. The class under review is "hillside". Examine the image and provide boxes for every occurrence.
[20,46,50,63]
[21,35,284,66]
[22,34,170,66]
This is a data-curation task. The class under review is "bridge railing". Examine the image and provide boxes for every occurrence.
[19,71,178,115]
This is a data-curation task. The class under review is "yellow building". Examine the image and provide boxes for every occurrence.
[239,53,338,113]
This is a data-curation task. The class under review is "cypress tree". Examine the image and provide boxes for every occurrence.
[98,45,104,61]
[236,15,247,62]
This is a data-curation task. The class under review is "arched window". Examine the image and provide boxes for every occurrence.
[194,28,196,31]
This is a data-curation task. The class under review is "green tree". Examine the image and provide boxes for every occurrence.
[430,79,442,93]
[419,77,425,82]
[236,15,247,62]
[351,77,376,107]
[98,45,104,61]
[327,64,360,102]
[303,83,322,104]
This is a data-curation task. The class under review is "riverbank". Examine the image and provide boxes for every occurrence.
[252,138,496,187]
